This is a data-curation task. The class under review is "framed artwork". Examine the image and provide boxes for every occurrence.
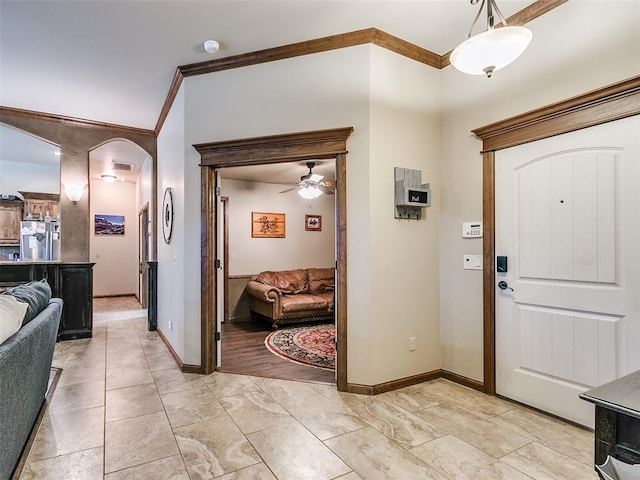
[95,214,125,235]
[252,212,285,238]
[305,214,322,231]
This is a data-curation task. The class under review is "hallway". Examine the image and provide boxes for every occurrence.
[17,296,598,479]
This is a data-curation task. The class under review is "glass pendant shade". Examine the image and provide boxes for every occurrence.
[450,26,532,77]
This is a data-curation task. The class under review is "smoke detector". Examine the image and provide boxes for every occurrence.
[203,40,220,54]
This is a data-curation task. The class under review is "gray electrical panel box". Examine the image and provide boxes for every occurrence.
[395,167,430,219]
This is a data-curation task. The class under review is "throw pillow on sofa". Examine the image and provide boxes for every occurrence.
[1,279,52,326]
[0,295,28,344]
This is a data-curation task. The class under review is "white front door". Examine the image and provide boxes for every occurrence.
[495,116,640,427]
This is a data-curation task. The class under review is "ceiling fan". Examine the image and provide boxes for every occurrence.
[279,161,335,199]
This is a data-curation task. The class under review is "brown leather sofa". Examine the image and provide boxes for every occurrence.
[245,268,334,328]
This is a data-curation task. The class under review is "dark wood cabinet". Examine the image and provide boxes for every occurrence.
[0,262,94,340]
[580,370,640,477]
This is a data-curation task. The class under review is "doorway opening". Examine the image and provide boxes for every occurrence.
[88,139,153,300]
[215,160,337,384]
[194,127,353,391]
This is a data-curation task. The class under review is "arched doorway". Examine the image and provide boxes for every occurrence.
[89,139,153,301]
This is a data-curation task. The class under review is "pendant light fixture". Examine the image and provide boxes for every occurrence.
[450,0,532,78]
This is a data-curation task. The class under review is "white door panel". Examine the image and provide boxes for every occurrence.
[496,116,640,427]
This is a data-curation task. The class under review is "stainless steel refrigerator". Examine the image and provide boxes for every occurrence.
[19,220,61,261]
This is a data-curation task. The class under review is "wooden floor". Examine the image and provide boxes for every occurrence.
[218,320,336,384]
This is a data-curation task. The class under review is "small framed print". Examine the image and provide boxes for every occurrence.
[305,214,322,231]
[252,212,285,238]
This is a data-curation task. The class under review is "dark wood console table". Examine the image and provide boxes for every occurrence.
[580,370,640,476]
[0,261,95,340]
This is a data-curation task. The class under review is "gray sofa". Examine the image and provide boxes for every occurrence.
[0,295,62,480]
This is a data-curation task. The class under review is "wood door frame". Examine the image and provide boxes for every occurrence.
[138,203,150,306]
[194,127,353,391]
[473,75,640,394]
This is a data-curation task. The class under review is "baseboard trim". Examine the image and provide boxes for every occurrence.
[93,294,137,298]
[345,369,484,396]
[156,328,485,391]
[441,370,486,393]
[156,328,204,374]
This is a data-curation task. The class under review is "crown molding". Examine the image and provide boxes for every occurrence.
[0,106,155,137]
[178,28,441,78]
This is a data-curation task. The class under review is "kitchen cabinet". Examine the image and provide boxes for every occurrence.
[19,191,59,220]
[0,200,23,245]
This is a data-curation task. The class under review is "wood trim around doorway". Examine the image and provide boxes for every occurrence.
[194,127,354,391]
[474,75,640,395]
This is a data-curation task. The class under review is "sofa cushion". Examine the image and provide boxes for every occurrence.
[280,294,328,313]
[255,269,308,294]
[307,268,334,294]
[0,295,28,344]
[1,279,52,326]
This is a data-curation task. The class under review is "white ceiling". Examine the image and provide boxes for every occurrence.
[221,159,336,185]
[89,140,150,184]
[1,1,639,185]
[1,0,545,130]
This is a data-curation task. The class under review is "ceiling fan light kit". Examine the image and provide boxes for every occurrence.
[451,0,532,78]
[280,161,335,199]
[298,185,322,199]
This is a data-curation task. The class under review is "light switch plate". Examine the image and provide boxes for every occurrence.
[463,254,482,270]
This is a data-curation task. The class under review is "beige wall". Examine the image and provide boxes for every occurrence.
[365,47,442,383]
[220,178,335,276]
[156,85,189,363]
[90,179,138,296]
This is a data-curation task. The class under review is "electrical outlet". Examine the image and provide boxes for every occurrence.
[409,336,416,351]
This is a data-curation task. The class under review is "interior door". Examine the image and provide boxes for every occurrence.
[495,116,640,427]
[215,172,224,367]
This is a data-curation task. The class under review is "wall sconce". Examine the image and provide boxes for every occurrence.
[64,183,85,204]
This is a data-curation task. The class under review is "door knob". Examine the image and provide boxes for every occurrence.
[498,280,513,291]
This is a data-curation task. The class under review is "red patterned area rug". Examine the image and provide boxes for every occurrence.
[265,323,335,371]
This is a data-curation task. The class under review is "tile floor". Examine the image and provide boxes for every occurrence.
[18,296,599,480]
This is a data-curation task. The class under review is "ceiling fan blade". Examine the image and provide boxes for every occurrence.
[279,186,298,194]
[319,185,335,195]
